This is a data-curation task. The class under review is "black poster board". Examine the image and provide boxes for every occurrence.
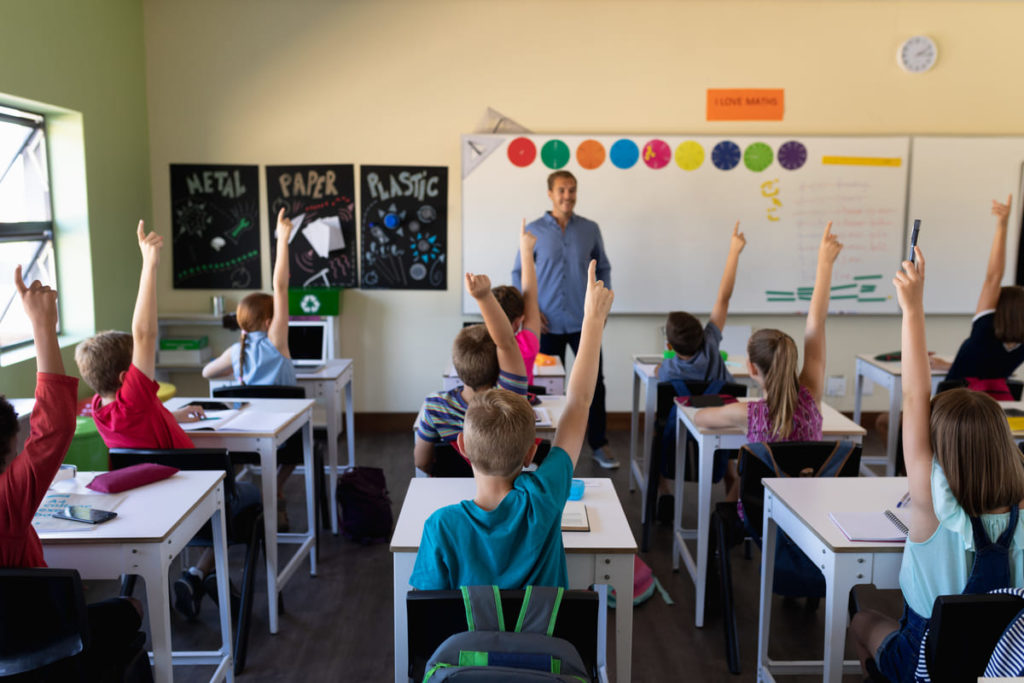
[170,164,261,289]
[266,165,358,289]
[360,165,447,289]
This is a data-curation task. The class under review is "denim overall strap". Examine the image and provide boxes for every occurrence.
[964,505,1019,595]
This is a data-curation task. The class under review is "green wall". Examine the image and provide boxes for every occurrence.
[0,0,151,397]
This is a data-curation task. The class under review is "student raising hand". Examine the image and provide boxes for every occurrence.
[993,194,1013,225]
[818,220,843,265]
[465,272,493,300]
[136,219,163,266]
[893,246,926,313]
[276,207,294,243]
[584,259,614,321]
[14,265,62,375]
[520,218,536,252]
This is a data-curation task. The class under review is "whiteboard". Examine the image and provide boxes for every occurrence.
[907,137,1024,314]
[462,135,910,315]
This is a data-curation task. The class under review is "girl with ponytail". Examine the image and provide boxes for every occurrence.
[695,222,843,443]
[203,208,295,386]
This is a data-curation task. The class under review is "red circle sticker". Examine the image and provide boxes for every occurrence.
[507,137,537,167]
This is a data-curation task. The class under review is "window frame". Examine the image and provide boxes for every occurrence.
[0,106,57,352]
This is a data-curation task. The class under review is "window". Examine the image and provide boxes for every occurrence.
[0,105,56,349]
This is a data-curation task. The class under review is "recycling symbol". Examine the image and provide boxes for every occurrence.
[300,294,321,314]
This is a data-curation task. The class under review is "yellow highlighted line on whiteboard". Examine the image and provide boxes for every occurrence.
[821,155,902,167]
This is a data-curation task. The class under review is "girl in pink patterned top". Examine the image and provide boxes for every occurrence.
[696,222,842,465]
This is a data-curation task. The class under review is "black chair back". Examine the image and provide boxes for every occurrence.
[432,443,474,478]
[213,384,306,400]
[738,441,863,541]
[925,593,1024,682]
[407,589,599,682]
[937,378,1024,401]
[0,568,88,679]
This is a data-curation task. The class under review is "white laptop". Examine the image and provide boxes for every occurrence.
[288,320,327,370]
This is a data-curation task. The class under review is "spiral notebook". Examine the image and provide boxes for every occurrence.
[829,509,910,542]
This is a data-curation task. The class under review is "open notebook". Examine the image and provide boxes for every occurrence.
[829,508,911,542]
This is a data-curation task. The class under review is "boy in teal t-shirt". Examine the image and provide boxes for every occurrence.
[411,262,615,590]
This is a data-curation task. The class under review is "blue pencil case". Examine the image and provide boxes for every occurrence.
[569,479,585,501]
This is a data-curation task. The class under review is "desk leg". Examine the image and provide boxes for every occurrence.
[210,496,235,679]
[694,435,715,629]
[629,370,640,493]
[604,554,634,683]
[640,376,656,522]
[302,420,317,575]
[339,376,355,532]
[886,380,901,476]
[672,420,686,573]
[821,554,862,683]
[853,361,864,427]
[139,547,174,683]
[393,553,415,683]
[325,382,341,536]
[756,500,779,683]
[260,441,280,634]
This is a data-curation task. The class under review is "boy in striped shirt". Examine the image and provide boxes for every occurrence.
[413,272,527,475]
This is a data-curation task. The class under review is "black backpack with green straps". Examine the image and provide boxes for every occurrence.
[422,586,591,682]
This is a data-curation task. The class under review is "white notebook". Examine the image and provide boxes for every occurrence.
[829,509,911,542]
[533,407,552,428]
[561,501,590,532]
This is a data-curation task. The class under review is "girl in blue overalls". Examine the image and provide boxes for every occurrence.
[849,246,1024,682]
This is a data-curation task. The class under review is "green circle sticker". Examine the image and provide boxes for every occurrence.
[541,140,570,169]
[744,142,773,172]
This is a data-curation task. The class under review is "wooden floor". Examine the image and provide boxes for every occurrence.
[86,425,900,682]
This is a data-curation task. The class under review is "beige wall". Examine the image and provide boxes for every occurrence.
[143,0,1024,413]
[0,0,150,397]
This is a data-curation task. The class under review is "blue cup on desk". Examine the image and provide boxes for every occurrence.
[569,479,585,501]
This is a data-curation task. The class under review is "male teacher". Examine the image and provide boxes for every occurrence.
[513,170,617,468]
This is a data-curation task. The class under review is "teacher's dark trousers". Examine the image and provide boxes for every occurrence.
[539,332,608,451]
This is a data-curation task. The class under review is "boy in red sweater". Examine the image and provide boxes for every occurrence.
[0,266,144,678]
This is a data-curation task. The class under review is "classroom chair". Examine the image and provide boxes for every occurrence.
[641,380,747,552]
[935,378,1024,400]
[431,441,554,478]
[406,589,599,682]
[920,593,1024,682]
[109,448,263,675]
[710,440,862,675]
[0,567,90,681]
[211,384,330,536]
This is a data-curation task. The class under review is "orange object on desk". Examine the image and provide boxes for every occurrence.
[535,353,557,367]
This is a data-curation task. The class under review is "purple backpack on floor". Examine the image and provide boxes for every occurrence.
[336,467,393,544]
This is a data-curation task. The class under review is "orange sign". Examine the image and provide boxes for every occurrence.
[706,89,784,121]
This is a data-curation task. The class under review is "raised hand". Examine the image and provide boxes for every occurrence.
[464,272,492,300]
[993,194,1012,226]
[818,221,843,264]
[729,221,746,254]
[893,247,925,313]
[14,265,58,330]
[520,219,536,252]
[584,259,614,321]
[136,220,163,267]
[276,207,294,242]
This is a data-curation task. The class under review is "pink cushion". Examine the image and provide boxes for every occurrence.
[87,463,178,493]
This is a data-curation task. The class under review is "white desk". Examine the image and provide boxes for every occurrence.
[852,354,948,476]
[40,471,233,683]
[165,396,316,634]
[209,359,355,535]
[673,399,866,627]
[758,477,907,683]
[390,477,636,683]
[534,394,566,436]
[444,356,566,395]
[628,354,752,524]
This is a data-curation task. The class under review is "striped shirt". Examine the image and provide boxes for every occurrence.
[414,370,527,443]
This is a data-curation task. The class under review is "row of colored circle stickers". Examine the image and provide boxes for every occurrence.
[507,137,809,172]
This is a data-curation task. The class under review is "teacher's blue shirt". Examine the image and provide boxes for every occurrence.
[512,213,612,335]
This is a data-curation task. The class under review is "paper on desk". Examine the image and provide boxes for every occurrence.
[179,409,243,431]
[533,407,552,428]
[216,411,297,432]
[561,501,589,532]
[33,492,127,532]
